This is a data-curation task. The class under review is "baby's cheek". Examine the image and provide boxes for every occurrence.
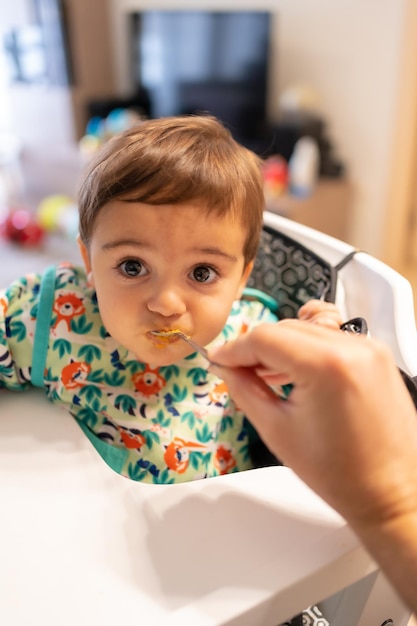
[199,304,232,343]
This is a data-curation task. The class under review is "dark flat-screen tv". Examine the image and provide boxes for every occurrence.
[130,10,272,148]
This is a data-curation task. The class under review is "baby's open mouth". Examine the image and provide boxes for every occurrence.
[148,330,213,364]
[148,329,184,346]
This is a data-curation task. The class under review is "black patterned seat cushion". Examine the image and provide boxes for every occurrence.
[247,226,337,320]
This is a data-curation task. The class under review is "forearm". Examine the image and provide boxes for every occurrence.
[351,511,417,613]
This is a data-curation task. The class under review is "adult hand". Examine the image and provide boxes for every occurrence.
[209,321,417,611]
[297,298,343,330]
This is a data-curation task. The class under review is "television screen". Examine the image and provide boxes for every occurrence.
[130,10,271,145]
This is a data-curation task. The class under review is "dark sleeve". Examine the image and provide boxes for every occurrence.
[245,417,283,469]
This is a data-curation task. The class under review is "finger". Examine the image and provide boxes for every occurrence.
[298,299,341,318]
[209,320,347,379]
[298,300,343,330]
[210,363,293,460]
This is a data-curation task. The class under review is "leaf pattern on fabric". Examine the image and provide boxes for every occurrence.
[0,263,278,483]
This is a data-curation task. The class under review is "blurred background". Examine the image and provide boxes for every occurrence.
[1,0,417,308]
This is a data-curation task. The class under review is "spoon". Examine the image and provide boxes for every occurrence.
[151,317,369,369]
[150,330,218,365]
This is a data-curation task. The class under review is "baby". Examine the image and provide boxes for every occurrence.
[0,115,342,483]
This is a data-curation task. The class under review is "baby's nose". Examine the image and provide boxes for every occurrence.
[146,284,187,317]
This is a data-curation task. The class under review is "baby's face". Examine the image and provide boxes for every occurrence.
[78,200,252,365]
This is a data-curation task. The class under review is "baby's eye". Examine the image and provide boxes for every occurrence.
[119,259,147,277]
[191,265,217,283]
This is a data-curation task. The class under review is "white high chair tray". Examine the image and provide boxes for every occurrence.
[0,389,378,626]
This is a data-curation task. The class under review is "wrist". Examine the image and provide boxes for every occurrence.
[350,506,417,610]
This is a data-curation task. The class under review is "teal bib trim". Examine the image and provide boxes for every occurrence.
[31,265,128,475]
[32,265,56,388]
[242,287,279,313]
[76,420,128,475]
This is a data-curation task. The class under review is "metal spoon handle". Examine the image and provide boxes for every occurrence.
[150,329,220,366]
[177,333,215,364]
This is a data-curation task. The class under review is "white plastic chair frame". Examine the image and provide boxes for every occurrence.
[262,211,417,377]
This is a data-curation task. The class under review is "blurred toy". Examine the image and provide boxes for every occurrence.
[288,136,320,198]
[263,155,289,207]
[105,108,140,135]
[79,107,144,160]
[85,116,105,139]
[37,194,74,231]
[0,208,45,246]
[37,194,78,239]
[78,134,101,160]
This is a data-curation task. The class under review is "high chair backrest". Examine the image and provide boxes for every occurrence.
[248,219,338,319]
[252,211,417,377]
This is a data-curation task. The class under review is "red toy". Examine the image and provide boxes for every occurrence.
[0,209,45,246]
[263,155,289,198]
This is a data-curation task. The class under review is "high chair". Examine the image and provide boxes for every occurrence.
[258,211,417,378]
[0,211,415,625]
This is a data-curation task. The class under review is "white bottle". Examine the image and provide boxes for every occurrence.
[288,136,320,198]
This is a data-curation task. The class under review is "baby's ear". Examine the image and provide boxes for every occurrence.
[76,234,94,287]
[236,260,254,299]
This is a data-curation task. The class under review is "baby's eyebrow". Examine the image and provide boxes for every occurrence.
[101,241,238,263]
[191,247,238,263]
[101,239,148,250]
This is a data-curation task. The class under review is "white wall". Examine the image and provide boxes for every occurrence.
[0,0,76,148]
[108,0,409,257]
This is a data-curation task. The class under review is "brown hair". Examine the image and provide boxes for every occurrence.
[77,115,265,265]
